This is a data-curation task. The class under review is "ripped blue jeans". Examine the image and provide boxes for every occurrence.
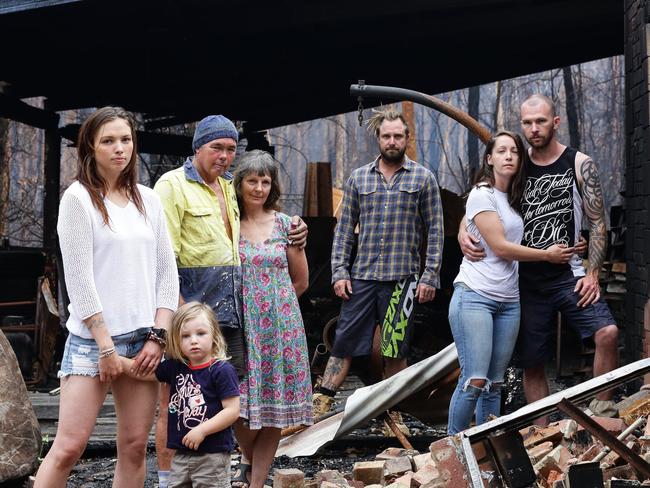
[447,283,520,434]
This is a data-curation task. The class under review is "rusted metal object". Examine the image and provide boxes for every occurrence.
[592,416,646,463]
[381,411,414,450]
[349,84,492,144]
[556,398,650,480]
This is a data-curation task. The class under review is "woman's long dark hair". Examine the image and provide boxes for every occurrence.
[76,106,144,226]
[473,130,527,214]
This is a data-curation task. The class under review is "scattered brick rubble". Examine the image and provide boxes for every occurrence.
[273,389,650,488]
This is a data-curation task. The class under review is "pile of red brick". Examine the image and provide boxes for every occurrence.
[511,389,650,487]
[272,390,650,488]
[272,443,468,488]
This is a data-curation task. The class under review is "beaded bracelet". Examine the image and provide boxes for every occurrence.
[99,347,115,359]
[146,330,167,348]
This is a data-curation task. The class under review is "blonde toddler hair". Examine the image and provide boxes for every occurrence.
[166,301,229,364]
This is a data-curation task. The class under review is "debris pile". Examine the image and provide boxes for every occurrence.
[274,390,650,488]
[509,389,650,487]
[272,445,466,488]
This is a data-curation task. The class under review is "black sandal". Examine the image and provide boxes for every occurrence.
[232,462,251,488]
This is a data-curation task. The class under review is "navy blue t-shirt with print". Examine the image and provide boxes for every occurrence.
[155,358,239,454]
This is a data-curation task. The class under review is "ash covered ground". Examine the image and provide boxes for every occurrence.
[65,414,446,487]
[50,367,620,487]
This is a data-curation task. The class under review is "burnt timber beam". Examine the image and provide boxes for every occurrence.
[43,100,61,257]
[557,398,650,480]
[143,116,193,131]
[0,93,58,129]
[59,124,193,157]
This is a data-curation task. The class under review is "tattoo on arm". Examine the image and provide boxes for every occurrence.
[86,315,106,330]
[321,356,344,391]
[580,158,607,274]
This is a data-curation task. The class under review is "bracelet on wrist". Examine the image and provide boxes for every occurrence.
[99,346,115,359]
[147,329,167,348]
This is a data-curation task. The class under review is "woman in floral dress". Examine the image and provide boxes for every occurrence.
[233,150,312,488]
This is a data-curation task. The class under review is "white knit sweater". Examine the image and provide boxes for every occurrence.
[57,182,179,339]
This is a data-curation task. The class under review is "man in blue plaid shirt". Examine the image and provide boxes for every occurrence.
[313,108,444,431]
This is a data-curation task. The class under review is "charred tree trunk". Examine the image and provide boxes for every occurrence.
[563,66,581,149]
[467,85,480,175]
[0,117,9,243]
[42,101,61,261]
[494,81,504,131]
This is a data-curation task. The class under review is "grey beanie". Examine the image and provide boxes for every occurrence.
[192,115,239,151]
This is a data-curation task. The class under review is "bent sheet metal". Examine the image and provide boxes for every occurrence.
[277,343,459,457]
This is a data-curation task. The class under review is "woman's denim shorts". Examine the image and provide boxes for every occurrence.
[58,327,150,378]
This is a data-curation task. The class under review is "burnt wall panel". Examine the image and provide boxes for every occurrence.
[626,0,650,361]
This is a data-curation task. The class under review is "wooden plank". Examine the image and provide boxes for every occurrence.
[332,188,344,219]
[303,162,332,217]
[33,391,155,444]
[316,163,333,217]
[30,391,115,420]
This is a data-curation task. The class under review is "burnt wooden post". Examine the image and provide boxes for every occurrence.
[42,100,60,262]
[562,66,581,149]
[303,162,333,217]
[402,101,417,161]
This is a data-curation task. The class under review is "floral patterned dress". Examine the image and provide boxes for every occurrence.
[238,212,313,429]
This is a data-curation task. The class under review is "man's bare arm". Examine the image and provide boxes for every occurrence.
[580,158,607,276]
[458,215,486,262]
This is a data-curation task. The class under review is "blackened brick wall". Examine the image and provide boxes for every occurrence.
[626,0,650,361]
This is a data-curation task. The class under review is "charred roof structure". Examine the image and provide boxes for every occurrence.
[0,0,622,131]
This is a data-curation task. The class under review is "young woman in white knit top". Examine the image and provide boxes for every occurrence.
[35,107,179,487]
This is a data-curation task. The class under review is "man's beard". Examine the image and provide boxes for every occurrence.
[380,146,406,165]
[527,130,553,149]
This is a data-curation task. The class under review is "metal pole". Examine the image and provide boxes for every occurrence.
[349,83,492,144]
